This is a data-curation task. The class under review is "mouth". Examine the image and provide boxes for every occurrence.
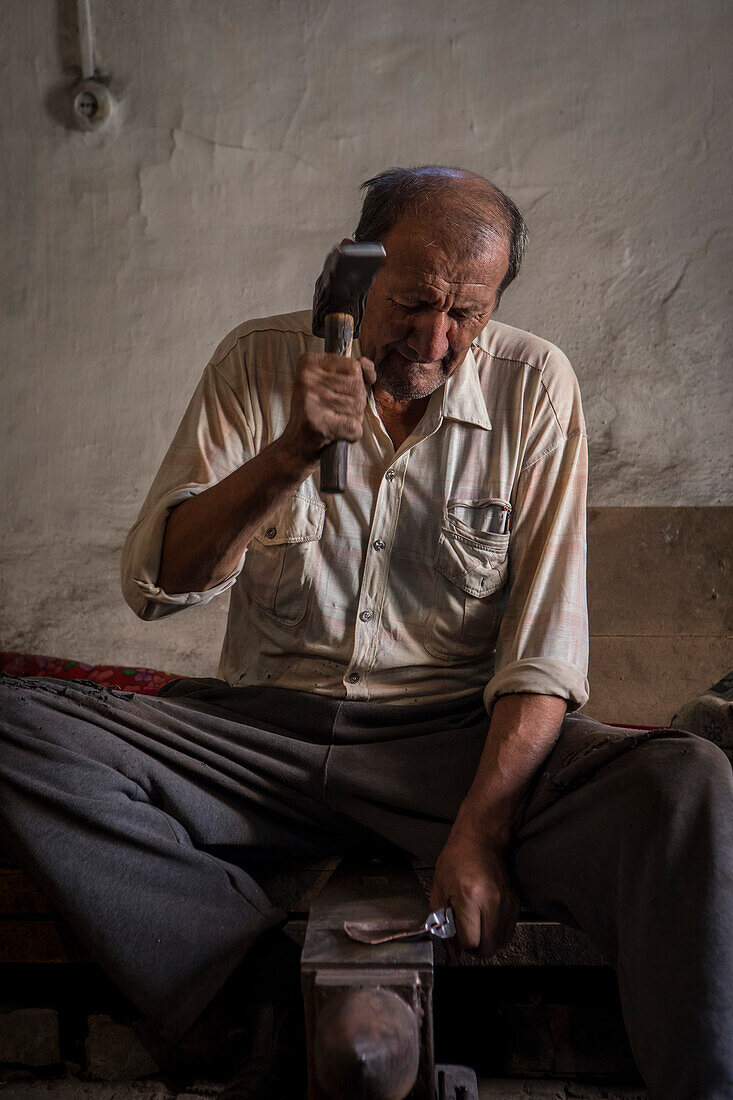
[384,347,448,370]
[373,347,455,402]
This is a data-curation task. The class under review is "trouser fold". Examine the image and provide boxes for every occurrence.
[1,675,731,1095]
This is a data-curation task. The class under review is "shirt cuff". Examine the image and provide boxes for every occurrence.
[121,487,244,621]
[483,657,589,717]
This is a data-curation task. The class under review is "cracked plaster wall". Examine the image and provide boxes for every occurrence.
[1,0,731,672]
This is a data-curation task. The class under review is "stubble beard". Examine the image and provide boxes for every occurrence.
[374,350,456,402]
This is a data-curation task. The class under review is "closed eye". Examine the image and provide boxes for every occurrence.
[391,298,483,323]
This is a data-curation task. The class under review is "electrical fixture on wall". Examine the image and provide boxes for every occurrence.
[71,0,117,132]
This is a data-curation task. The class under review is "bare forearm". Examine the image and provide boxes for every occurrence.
[430,693,567,955]
[157,350,375,596]
[455,692,567,849]
[157,440,313,595]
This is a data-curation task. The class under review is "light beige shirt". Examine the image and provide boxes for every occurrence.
[122,311,589,714]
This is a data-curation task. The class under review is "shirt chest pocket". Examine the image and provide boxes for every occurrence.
[425,509,510,662]
[244,493,326,625]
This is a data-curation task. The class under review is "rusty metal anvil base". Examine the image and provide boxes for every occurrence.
[301,850,478,1099]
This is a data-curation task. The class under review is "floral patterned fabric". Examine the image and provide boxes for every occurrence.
[0,651,660,730]
[0,652,178,695]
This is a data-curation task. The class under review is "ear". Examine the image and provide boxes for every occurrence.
[340,237,355,247]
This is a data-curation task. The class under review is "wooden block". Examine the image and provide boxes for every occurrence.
[443,920,605,969]
[503,1003,637,1078]
[586,635,732,727]
[587,506,732,637]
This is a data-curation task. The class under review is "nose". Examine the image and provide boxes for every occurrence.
[407,311,451,363]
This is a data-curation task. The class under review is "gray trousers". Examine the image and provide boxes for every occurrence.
[0,674,732,1099]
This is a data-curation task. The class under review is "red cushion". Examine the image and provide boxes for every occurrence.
[0,652,178,696]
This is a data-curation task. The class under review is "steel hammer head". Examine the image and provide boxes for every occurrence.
[311,242,386,339]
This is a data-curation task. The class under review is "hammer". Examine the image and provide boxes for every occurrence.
[312,242,386,493]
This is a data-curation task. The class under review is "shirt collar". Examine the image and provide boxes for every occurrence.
[353,338,492,432]
[439,346,492,430]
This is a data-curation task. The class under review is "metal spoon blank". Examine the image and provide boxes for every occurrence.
[344,906,456,945]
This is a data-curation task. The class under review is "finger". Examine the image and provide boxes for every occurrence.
[359,357,376,385]
[495,894,520,952]
[451,899,481,953]
[317,354,363,376]
[300,388,366,431]
[298,355,363,385]
[479,904,500,959]
[429,882,450,915]
[319,374,369,400]
[314,388,365,416]
[305,363,365,394]
[329,412,365,443]
[479,894,520,958]
[445,936,460,963]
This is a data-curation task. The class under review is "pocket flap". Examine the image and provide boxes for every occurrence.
[254,493,326,546]
[435,527,509,597]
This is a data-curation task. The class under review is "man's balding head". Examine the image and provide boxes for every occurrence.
[354,166,527,309]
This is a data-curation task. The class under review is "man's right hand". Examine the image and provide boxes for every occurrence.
[279,352,376,469]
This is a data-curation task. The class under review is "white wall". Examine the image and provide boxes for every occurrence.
[2,0,731,673]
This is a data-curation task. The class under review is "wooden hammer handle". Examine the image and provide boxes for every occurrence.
[320,311,355,494]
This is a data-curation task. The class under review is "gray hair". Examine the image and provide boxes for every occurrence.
[354,166,527,308]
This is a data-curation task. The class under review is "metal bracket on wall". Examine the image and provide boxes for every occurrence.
[71,0,117,132]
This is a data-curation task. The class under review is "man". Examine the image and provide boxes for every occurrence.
[1,167,731,1100]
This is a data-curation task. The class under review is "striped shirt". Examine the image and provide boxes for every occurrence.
[122,311,589,714]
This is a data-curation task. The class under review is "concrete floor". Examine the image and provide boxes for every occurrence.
[0,1075,648,1099]
[478,1084,646,1099]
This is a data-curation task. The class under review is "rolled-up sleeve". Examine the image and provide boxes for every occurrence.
[121,362,255,621]
[483,360,590,716]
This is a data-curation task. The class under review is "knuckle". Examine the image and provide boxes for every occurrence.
[298,352,321,374]
[328,354,356,373]
[301,392,321,417]
[336,358,360,381]
[299,367,318,391]
[340,416,362,441]
[459,928,480,952]
[461,881,484,906]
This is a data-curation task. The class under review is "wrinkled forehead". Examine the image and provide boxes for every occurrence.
[381,212,510,294]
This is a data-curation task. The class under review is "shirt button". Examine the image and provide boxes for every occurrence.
[372,539,385,552]
[266,527,277,539]
[359,610,373,622]
[385,470,396,482]
[347,672,360,684]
